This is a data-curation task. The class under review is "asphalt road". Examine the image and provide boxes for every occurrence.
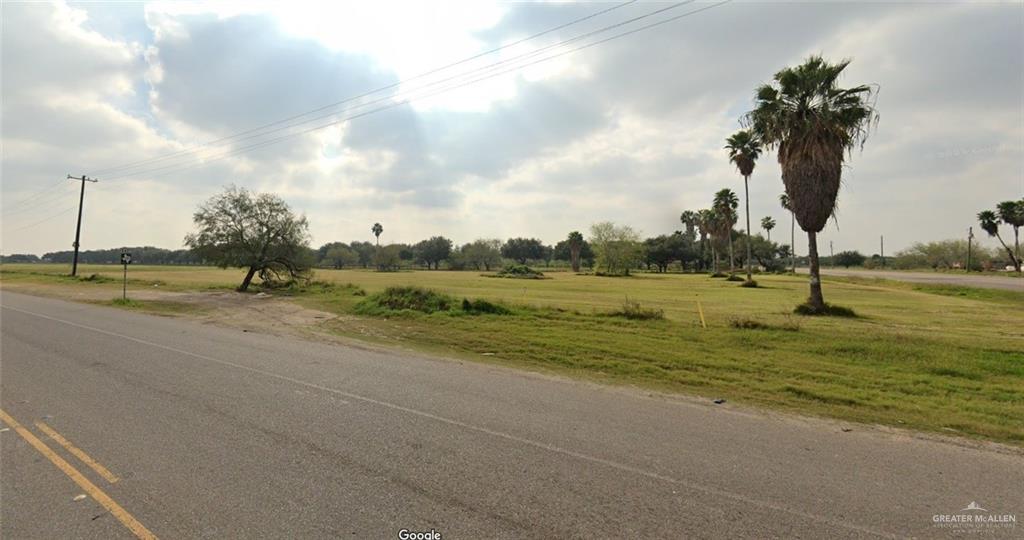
[1,291,1021,539]
[802,267,1023,291]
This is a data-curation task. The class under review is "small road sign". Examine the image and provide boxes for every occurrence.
[120,252,132,300]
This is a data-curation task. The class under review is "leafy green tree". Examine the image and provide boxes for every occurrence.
[712,189,739,273]
[374,244,403,271]
[725,129,762,282]
[414,236,453,269]
[761,216,776,243]
[978,210,1021,271]
[590,221,642,275]
[501,238,545,264]
[736,234,786,272]
[892,239,994,270]
[643,233,692,272]
[371,223,383,246]
[996,199,1024,264]
[397,244,416,262]
[184,186,312,291]
[460,239,503,271]
[349,241,376,268]
[317,241,347,262]
[323,245,358,269]
[834,250,866,268]
[746,56,879,312]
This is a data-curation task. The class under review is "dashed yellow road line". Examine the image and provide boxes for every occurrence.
[35,420,120,484]
[0,408,157,540]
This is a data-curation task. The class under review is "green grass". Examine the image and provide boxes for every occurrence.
[95,297,211,316]
[3,263,1023,444]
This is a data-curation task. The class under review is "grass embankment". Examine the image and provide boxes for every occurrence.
[2,263,1022,444]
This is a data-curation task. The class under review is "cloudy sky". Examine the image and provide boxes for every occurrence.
[2,0,1022,257]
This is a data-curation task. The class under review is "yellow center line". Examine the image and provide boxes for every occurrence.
[35,420,120,484]
[0,408,157,540]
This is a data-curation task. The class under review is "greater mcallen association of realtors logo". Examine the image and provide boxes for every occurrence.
[933,501,1017,533]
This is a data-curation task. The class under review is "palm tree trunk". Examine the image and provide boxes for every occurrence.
[712,244,718,273]
[807,231,825,311]
[1015,227,1020,270]
[700,235,707,271]
[767,229,771,243]
[744,176,752,281]
[790,211,796,273]
[728,234,735,274]
[993,231,1021,272]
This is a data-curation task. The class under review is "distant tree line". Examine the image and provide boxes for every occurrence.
[21,247,201,265]
[305,220,790,276]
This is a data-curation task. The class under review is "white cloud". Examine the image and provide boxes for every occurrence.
[2,0,1022,257]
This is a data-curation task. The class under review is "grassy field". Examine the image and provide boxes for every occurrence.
[2,263,1022,444]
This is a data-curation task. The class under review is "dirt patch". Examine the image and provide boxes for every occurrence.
[0,282,347,342]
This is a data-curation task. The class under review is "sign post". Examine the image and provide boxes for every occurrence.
[120,252,132,301]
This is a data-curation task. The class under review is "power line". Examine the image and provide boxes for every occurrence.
[2,183,76,216]
[106,1,692,179]
[2,179,68,212]
[87,0,639,177]
[107,0,720,181]
[4,204,78,233]
[104,0,722,181]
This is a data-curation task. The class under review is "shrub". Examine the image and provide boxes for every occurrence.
[608,298,664,320]
[728,316,800,331]
[79,273,114,283]
[728,317,770,330]
[739,279,759,288]
[111,298,141,307]
[593,271,634,278]
[267,280,367,297]
[725,274,745,282]
[461,298,512,315]
[356,286,455,314]
[709,272,728,278]
[493,264,545,279]
[794,302,858,317]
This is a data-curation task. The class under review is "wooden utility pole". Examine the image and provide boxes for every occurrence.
[880,235,885,267]
[966,227,974,272]
[67,174,98,277]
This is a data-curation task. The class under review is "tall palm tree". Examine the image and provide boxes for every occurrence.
[979,210,1021,272]
[746,56,879,312]
[996,200,1024,265]
[567,231,584,272]
[779,193,796,272]
[696,209,714,272]
[713,188,739,274]
[725,129,762,283]
[704,209,723,273]
[679,210,698,239]
[761,216,776,242]
[371,222,383,246]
